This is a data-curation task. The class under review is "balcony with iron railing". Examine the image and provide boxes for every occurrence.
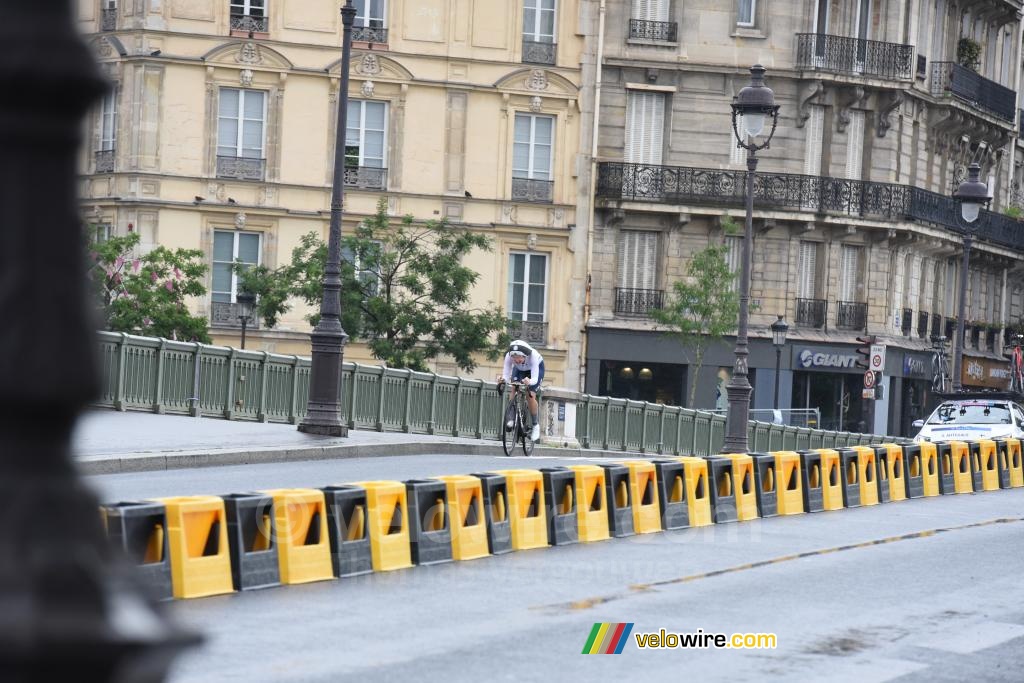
[944,317,957,341]
[353,25,388,43]
[511,177,554,203]
[230,13,269,34]
[795,298,827,329]
[101,7,117,31]
[628,19,677,42]
[614,288,665,316]
[94,149,115,174]
[917,311,929,339]
[795,33,914,81]
[343,166,387,191]
[836,301,867,330]
[522,39,556,65]
[216,156,265,181]
[930,61,1016,122]
[596,162,1024,253]
[506,319,547,347]
[901,308,913,336]
[931,315,944,340]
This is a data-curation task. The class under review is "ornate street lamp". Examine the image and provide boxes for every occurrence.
[299,0,358,436]
[771,315,789,410]
[236,290,255,349]
[950,163,991,392]
[723,64,780,454]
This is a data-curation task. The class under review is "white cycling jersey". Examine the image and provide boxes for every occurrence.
[502,339,542,382]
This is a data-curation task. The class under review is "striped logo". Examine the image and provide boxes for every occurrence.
[582,622,634,655]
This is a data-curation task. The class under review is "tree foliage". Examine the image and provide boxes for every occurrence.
[88,231,212,342]
[650,217,741,408]
[238,198,509,372]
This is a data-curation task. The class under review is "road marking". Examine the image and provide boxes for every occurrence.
[913,621,1024,654]
[533,517,1024,613]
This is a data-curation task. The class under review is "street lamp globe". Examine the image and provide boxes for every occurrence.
[771,315,789,347]
[236,290,256,321]
[731,64,780,148]
[953,163,991,224]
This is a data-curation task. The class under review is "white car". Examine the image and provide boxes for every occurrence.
[912,399,1024,443]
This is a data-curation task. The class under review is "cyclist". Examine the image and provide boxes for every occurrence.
[497,339,545,441]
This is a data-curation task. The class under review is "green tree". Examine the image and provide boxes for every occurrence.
[650,217,740,408]
[88,231,212,342]
[239,198,509,372]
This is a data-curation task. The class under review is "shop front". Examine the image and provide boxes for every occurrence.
[791,345,866,432]
[890,351,935,437]
[961,356,1012,391]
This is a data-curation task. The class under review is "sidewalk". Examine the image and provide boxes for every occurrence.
[74,409,609,474]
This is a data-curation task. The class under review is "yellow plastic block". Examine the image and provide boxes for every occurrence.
[947,442,974,494]
[918,441,940,497]
[348,481,413,571]
[492,470,548,550]
[155,496,234,600]
[722,454,758,521]
[434,476,489,561]
[880,443,907,502]
[770,451,805,515]
[976,440,1000,491]
[262,489,334,585]
[1006,438,1023,488]
[567,465,610,543]
[674,457,712,527]
[620,460,662,534]
[815,449,844,511]
[851,446,880,505]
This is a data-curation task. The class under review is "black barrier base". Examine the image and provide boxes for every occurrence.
[875,449,891,504]
[934,443,956,494]
[797,452,824,513]
[222,493,281,591]
[471,473,513,555]
[405,480,453,565]
[321,486,374,577]
[968,443,984,492]
[838,450,861,508]
[995,442,1013,489]
[652,460,689,530]
[903,445,924,498]
[749,453,779,518]
[706,457,738,524]
[541,468,579,545]
[600,464,635,538]
[102,501,175,601]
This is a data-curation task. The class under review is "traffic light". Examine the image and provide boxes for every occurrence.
[855,335,876,370]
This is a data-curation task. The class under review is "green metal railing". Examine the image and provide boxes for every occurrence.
[95,332,908,453]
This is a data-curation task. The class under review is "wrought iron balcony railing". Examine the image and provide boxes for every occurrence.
[614,288,664,316]
[522,39,556,65]
[970,325,981,349]
[343,166,387,191]
[931,315,944,340]
[353,26,388,43]
[101,7,117,31]
[506,319,547,347]
[836,301,867,330]
[901,308,913,336]
[94,149,114,174]
[596,162,1024,253]
[216,155,266,181]
[918,311,929,339]
[628,19,677,42]
[511,177,554,203]
[987,328,997,352]
[795,298,827,328]
[795,33,914,80]
[930,61,1016,122]
[211,301,261,329]
[944,317,957,341]
[230,13,269,34]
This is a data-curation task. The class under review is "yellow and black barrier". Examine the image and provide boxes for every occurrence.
[471,473,514,554]
[404,479,452,565]
[873,446,892,504]
[156,496,235,600]
[568,465,611,542]
[492,469,548,550]
[965,442,983,491]
[349,480,413,571]
[976,440,1000,492]
[943,442,975,494]
[797,451,825,513]
[917,442,940,497]
[433,476,489,561]
[815,449,845,511]
[621,460,662,534]
[993,440,1013,490]
[748,453,778,517]
[651,460,691,529]
[851,446,880,506]
[705,456,739,524]
[263,489,334,585]
[675,457,713,527]
[222,493,280,591]
[999,438,1024,488]
[541,467,579,546]
[934,442,956,494]
[102,501,174,601]
[599,463,636,537]
[320,485,374,577]
[770,451,805,515]
[902,444,925,498]
[721,454,758,521]
[837,448,862,508]
[879,443,908,502]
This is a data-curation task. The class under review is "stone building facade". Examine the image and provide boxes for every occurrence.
[580,0,1024,436]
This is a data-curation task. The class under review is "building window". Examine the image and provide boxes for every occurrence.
[354,0,387,42]
[617,230,658,291]
[724,235,742,292]
[91,223,113,244]
[342,241,382,297]
[839,245,862,302]
[797,241,818,298]
[737,0,756,27]
[95,88,117,173]
[803,105,824,176]
[230,0,268,33]
[845,110,864,180]
[508,252,548,323]
[523,0,556,43]
[625,91,665,165]
[729,114,747,166]
[212,230,261,303]
[346,100,387,169]
[512,113,554,202]
[217,88,266,180]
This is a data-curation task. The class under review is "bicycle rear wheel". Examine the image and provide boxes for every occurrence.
[520,403,535,457]
[501,399,517,457]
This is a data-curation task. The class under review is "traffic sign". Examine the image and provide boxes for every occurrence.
[862,388,875,399]
[863,371,875,389]
[870,344,886,371]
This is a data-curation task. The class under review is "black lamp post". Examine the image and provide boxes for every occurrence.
[723,64,780,454]
[950,163,991,392]
[771,315,788,410]
[298,0,357,436]
[236,290,255,349]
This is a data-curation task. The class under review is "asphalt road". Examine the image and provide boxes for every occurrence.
[89,456,1024,683]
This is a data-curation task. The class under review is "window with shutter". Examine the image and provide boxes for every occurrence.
[845,110,864,180]
[839,245,861,302]
[945,261,957,317]
[617,230,658,290]
[625,91,665,165]
[803,105,824,177]
[797,241,817,299]
[729,115,747,167]
[724,235,741,292]
[98,89,117,152]
[632,0,669,21]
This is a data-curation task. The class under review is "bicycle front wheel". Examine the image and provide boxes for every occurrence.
[501,400,517,457]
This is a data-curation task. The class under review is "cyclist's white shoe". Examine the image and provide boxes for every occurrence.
[530,424,540,442]
[505,420,514,431]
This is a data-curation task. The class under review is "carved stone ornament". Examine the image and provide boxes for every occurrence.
[236,42,262,65]
[357,53,381,75]
[235,212,246,229]
[526,69,548,91]
[239,68,254,87]
[530,96,542,112]
[796,79,825,129]
[94,39,113,58]
[876,90,903,138]
[527,232,538,250]
[361,80,375,97]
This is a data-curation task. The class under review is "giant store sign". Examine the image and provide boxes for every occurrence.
[792,346,860,373]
